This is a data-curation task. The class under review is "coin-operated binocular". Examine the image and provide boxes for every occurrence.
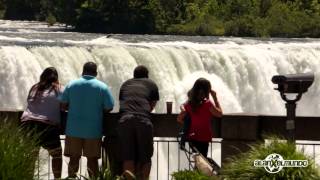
[271,73,314,142]
[272,73,314,98]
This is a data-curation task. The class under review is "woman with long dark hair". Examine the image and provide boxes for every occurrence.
[21,67,62,179]
[178,78,222,157]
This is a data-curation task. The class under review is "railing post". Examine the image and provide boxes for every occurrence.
[286,102,296,142]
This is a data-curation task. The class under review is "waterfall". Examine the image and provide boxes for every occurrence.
[0,36,320,116]
[1,21,320,180]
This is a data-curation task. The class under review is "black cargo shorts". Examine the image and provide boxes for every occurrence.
[118,114,153,163]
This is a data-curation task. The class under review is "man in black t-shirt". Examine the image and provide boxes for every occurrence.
[118,65,159,180]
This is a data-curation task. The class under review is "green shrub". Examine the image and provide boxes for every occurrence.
[172,170,218,180]
[167,15,225,36]
[221,137,320,180]
[82,168,124,180]
[0,119,40,180]
[46,13,56,26]
[224,16,256,37]
[0,9,5,18]
[252,17,271,37]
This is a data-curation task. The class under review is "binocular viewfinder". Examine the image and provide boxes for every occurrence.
[271,73,314,93]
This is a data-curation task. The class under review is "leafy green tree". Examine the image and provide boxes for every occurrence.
[148,0,186,33]
[259,0,272,17]
[78,0,154,33]
[266,0,305,37]
[0,0,319,37]
[0,0,5,18]
[3,0,40,20]
[55,0,86,26]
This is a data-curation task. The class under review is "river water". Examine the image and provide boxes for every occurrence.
[1,20,320,179]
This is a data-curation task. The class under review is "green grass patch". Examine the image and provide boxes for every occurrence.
[172,169,219,180]
[221,136,320,180]
[0,117,40,179]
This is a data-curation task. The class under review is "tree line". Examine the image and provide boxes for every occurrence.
[0,0,319,37]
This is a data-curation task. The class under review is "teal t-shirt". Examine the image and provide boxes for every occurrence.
[60,75,114,139]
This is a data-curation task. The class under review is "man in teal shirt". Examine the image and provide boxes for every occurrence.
[60,62,114,178]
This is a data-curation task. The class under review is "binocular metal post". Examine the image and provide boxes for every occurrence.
[285,101,296,142]
[281,92,302,143]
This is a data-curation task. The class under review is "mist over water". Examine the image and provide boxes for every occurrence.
[0,20,320,116]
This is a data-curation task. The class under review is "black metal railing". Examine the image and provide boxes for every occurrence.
[152,138,221,180]
[2,111,319,179]
[35,139,320,180]
[296,141,320,167]
[35,137,222,180]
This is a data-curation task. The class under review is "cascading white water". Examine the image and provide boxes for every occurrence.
[1,20,320,180]
[1,36,320,116]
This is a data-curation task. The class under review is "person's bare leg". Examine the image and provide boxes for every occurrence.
[49,148,62,179]
[123,160,135,180]
[68,156,80,178]
[141,162,151,180]
[87,157,99,177]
